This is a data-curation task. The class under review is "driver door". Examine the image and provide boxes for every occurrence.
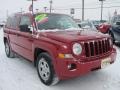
[16,15,33,61]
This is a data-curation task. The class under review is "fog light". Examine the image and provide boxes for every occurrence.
[68,63,77,71]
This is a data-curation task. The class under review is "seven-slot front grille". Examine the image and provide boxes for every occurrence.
[84,39,110,57]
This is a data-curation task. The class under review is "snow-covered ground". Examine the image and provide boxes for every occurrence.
[0,28,120,90]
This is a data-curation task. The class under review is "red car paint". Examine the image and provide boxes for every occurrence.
[98,23,111,33]
[3,13,116,80]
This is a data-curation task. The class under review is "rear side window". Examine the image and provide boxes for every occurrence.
[6,15,19,29]
[20,16,31,26]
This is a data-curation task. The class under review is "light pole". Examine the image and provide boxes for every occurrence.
[99,0,105,21]
[82,0,85,21]
[27,0,37,14]
[49,0,53,13]
[32,0,34,14]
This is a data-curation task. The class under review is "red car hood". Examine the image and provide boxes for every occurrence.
[40,30,109,43]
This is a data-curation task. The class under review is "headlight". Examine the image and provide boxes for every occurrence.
[73,43,82,55]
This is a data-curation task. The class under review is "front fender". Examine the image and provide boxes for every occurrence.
[32,40,60,75]
[33,40,58,58]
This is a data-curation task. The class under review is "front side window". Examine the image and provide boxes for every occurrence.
[20,16,31,26]
[19,16,32,33]
[35,13,79,30]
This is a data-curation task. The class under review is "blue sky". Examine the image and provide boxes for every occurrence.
[0,0,120,20]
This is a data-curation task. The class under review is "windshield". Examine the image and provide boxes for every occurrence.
[35,13,79,30]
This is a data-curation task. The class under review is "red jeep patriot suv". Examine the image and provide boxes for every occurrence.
[3,13,116,86]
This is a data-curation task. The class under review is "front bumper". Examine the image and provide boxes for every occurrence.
[55,48,116,80]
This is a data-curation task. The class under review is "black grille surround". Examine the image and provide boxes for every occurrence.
[84,38,111,57]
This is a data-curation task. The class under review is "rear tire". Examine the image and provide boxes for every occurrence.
[36,53,59,86]
[5,41,15,58]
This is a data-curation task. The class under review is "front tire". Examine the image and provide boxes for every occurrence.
[36,53,59,86]
[5,41,15,58]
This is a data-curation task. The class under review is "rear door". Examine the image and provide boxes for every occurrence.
[5,15,20,52]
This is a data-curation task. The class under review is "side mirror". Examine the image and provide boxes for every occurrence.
[19,25,32,33]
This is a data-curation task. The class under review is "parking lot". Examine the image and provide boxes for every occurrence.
[0,28,120,90]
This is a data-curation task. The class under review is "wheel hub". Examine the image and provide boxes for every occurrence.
[38,58,50,81]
